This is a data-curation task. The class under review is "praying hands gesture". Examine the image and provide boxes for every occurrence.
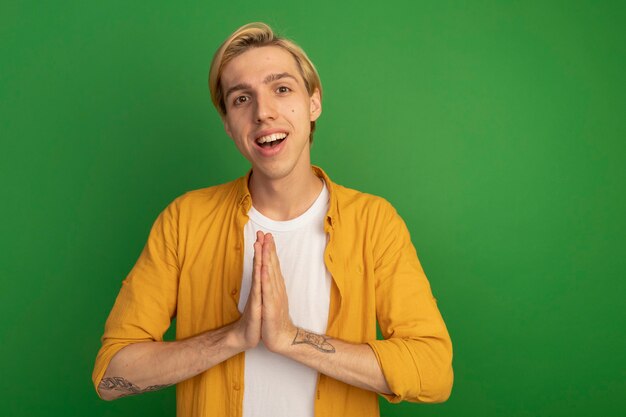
[232,231,391,394]
[99,232,390,401]
[233,231,304,353]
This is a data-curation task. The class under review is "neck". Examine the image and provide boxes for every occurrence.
[249,165,323,221]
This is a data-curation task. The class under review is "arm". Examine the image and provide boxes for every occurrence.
[259,233,392,395]
[366,202,453,403]
[99,321,244,400]
[276,327,392,394]
[95,223,266,400]
[259,200,453,403]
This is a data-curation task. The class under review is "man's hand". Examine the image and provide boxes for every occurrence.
[99,231,268,401]
[259,233,297,353]
[251,233,392,395]
[232,231,264,351]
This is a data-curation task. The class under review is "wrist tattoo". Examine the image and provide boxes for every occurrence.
[292,328,336,353]
[98,376,170,398]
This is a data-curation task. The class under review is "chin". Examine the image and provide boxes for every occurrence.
[253,161,297,181]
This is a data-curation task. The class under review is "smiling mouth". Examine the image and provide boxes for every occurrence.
[256,132,287,148]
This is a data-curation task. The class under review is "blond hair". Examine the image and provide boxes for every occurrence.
[209,22,322,141]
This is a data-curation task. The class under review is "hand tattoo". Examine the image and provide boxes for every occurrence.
[98,376,170,398]
[292,328,336,353]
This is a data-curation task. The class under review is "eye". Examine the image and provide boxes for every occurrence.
[276,86,291,94]
[234,95,249,106]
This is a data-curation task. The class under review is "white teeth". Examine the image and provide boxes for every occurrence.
[256,132,287,144]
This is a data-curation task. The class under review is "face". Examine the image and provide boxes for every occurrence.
[220,46,322,182]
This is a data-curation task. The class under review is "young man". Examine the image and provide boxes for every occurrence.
[93,22,453,417]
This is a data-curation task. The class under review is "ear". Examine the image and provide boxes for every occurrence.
[309,89,322,122]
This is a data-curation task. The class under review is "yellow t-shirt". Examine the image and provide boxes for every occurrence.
[93,166,453,416]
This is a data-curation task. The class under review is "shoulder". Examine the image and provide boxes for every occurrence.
[162,176,244,221]
[316,165,398,219]
[179,178,241,205]
[330,180,398,221]
[327,179,412,258]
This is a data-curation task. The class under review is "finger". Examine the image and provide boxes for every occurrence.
[252,231,261,277]
[263,243,279,301]
[260,264,273,313]
[252,241,262,288]
[253,240,262,268]
[260,235,281,304]
[262,233,272,269]
[266,235,286,295]
[248,240,264,309]
[264,236,280,288]
[268,234,282,271]
[262,233,276,269]
[262,240,283,309]
[256,230,265,245]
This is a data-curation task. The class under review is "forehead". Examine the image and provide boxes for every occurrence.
[221,45,303,88]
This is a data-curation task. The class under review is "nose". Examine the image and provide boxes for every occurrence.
[254,93,278,123]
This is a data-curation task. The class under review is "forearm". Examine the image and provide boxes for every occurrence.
[99,321,243,400]
[258,234,391,394]
[277,327,392,395]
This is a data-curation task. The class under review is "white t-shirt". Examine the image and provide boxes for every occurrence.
[238,183,331,417]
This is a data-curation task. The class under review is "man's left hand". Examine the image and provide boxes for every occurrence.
[259,232,297,353]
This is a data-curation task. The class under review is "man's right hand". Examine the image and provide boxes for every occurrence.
[232,231,264,351]
[99,231,266,401]
[98,232,267,400]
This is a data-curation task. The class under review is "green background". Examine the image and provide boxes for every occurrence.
[1,0,624,416]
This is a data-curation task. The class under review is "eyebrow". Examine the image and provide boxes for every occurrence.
[264,72,297,84]
[224,72,298,100]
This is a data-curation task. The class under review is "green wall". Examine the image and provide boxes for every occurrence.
[1,1,624,416]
